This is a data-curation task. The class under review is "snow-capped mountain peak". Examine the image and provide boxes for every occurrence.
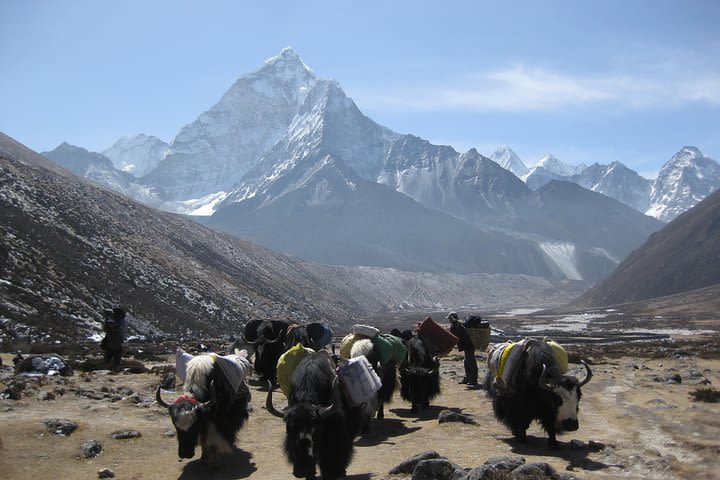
[263,47,314,76]
[646,146,720,222]
[102,134,169,176]
[142,48,320,200]
[489,145,528,178]
[535,154,586,177]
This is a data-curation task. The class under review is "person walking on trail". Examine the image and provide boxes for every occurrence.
[447,312,478,386]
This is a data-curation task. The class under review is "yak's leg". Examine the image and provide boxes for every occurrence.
[377,402,384,420]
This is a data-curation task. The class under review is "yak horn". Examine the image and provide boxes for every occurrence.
[155,385,172,408]
[321,377,342,417]
[265,380,285,418]
[200,380,217,410]
[578,360,593,387]
[538,363,555,391]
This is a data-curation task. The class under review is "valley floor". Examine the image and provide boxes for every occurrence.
[1,312,719,480]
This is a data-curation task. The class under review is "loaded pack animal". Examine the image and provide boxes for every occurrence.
[399,334,440,414]
[483,338,592,448]
[245,319,292,387]
[156,351,251,465]
[266,350,363,480]
[350,338,398,421]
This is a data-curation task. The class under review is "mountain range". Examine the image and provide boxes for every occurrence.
[41,48,720,282]
[0,131,585,344]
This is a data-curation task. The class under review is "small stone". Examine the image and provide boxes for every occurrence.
[438,410,477,425]
[81,440,103,458]
[38,391,55,401]
[98,468,114,478]
[111,430,141,440]
[390,451,442,474]
[164,430,176,437]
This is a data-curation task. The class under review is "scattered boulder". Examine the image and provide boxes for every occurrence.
[16,355,73,376]
[510,462,560,479]
[461,465,506,480]
[111,430,141,440]
[160,373,176,390]
[438,410,477,425]
[98,468,115,478]
[653,374,682,384]
[1,388,20,400]
[484,456,526,473]
[45,418,78,436]
[412,458,463,480]
[81,440,103,458]
[38,391,56,401]
[390,451,442,474]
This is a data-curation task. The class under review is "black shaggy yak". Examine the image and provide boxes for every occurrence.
[266,351,361,480]
[484,338,592,448]
[156,353,251,465]
[399,335,440,414]
[247,319,291,387]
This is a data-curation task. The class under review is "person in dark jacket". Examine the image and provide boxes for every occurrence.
[100,307,126,371]
[447,312,478,386]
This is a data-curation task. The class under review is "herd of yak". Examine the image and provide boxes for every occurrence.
[154,319,593,480]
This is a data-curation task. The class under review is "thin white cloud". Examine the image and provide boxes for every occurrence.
[351,65,720,112]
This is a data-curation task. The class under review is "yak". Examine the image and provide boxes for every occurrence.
[246,319,291,387]
[349,338,398,421]
[156,352,251,465]
[484,338,592,448]
[266,350,361,480]
[399,335,440,414]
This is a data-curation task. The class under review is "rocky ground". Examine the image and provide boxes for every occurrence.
[1,313,719,480]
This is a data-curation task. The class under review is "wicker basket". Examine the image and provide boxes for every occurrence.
[467,327,491,350]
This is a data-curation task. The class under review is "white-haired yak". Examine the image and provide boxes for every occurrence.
[156,351,251,465]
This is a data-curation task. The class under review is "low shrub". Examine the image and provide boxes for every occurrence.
[689,387,720,403]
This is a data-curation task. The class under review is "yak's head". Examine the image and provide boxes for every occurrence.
[539,361,592,432]
[266,380,340,478]
[402,358,438,405]
[156,385,216,459]
[253,324,286,382]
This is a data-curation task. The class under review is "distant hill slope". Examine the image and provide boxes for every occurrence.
[569,188,720,308]
[1,133,371,342]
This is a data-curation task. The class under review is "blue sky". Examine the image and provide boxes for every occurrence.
[1,1,718,178]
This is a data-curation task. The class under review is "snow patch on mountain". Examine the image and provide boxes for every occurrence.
[182,191,230,216]
[539,241,582,280]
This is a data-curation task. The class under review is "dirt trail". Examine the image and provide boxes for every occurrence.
[1,349,719,480]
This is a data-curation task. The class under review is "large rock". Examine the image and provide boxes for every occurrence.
[44,418,78,436]
[390,451,442,474]
[510,462,560,479]
[412,458,463,480]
